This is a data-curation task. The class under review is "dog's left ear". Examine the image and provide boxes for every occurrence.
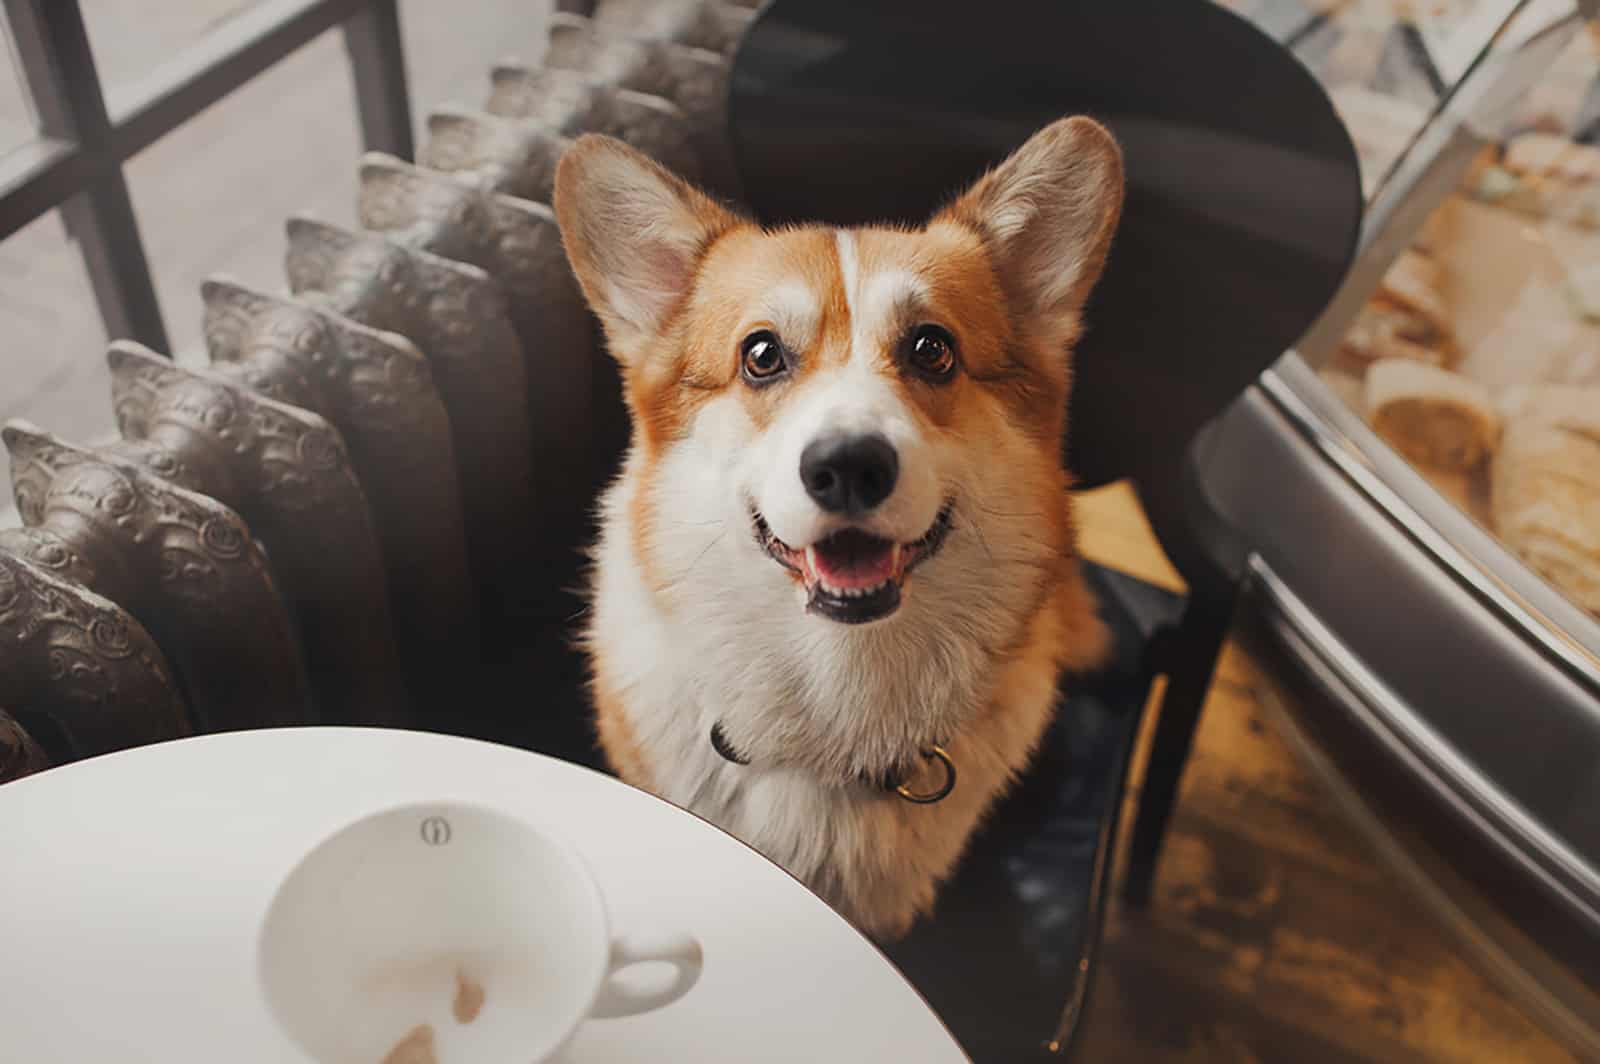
[940,116,1124,348]
[554,134,742,366]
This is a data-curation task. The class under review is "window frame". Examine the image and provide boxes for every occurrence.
[0,0,412,352]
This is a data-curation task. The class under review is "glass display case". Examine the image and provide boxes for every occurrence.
[1303,0,1600,623]
[1197,0,1600,1050]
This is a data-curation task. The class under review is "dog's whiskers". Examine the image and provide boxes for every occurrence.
[969,501,1047,520]
[958,500,998,567]
[659,530,728,593]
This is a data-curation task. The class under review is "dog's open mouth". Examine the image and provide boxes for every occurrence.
[752,503,954,624]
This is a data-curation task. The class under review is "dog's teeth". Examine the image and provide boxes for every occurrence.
[890,543,902,572]
[810,577,898,600]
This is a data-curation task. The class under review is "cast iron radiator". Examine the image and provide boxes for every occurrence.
[0,0,758,784]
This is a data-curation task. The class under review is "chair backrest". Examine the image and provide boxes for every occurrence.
[727,0,1363,491]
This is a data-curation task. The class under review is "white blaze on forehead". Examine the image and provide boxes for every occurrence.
[835,229,860,320]
[833,230,927,362]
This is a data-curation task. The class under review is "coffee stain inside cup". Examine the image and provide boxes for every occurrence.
[453,968,485,1024]
[375,966,484,1062]
[380,1023,436,1064]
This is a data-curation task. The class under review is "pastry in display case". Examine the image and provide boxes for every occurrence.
[1195,0,1600,1052]
[1314,14,1600,617]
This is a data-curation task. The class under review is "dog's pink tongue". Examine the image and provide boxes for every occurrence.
[810,530,897,589]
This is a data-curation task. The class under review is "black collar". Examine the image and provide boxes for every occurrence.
[709,721,956,804]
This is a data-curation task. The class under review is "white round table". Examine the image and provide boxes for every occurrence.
[0,728,969,1063]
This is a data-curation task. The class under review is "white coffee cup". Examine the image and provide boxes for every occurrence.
[258,800,702,1063]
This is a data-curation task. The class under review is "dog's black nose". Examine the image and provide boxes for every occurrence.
[800,433,899,514]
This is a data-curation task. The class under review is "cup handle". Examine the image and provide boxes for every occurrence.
[589,931,703,1019]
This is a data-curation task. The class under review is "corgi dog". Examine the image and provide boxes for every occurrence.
[554,116,1124,939]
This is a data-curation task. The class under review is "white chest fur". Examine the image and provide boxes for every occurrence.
[589,472,1064,937]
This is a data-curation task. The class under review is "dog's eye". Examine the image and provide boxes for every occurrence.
[906,324,958,381]
[741,330,788,383]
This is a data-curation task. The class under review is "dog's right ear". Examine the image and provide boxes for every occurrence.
[554,134,741,366]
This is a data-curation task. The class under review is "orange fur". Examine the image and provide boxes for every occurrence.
[590,662,654,792]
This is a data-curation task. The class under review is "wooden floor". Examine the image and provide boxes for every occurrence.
[1070,482,1575,1063]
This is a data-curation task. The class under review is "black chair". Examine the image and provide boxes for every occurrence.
[724,2,1364,1057]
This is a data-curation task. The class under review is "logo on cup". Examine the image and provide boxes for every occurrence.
[419,816,452,846]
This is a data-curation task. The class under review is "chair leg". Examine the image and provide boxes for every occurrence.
[1120,589,1234,907]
